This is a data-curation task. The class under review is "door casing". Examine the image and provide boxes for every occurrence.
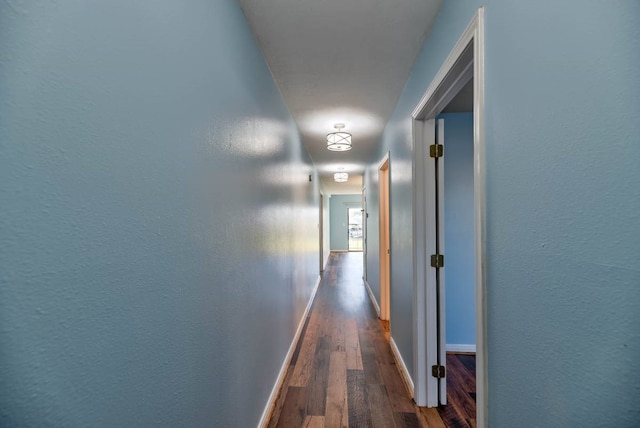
[319,192,324,273]
[379,153,390,321]
[411,7,487,427]
[362,188,368,281]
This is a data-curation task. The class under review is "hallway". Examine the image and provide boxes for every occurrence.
[268,252,475,427]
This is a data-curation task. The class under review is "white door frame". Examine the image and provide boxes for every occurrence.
[362,187,367,281]
[319,192,324,273]
[379,153,391,321]
[411,7,487,427]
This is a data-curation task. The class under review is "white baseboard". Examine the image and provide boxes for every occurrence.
[258,275,321,428]
[390,337,414,398]
[446,344,476,353]
[363,280,380,317]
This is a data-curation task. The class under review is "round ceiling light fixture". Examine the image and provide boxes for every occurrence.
[326,123,352,151]
[334,172,349,182]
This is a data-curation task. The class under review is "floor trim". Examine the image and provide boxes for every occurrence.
[363,279,381,317]
[258,274,321,428]
[390,337,415,399]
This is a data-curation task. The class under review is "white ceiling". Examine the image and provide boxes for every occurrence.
[238,0,443,194]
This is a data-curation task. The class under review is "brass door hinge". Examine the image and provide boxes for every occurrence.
[430,254,444,268]
[429,144,443,158]
[432,365,446,379]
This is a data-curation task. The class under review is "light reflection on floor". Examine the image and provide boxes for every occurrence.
[334,252,367,313]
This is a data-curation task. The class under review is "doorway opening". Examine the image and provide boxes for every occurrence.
[411,7,486,428]
[379,153,390,322]
[347,207,363,252]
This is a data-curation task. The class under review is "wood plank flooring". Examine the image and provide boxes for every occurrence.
[268,252,476,427]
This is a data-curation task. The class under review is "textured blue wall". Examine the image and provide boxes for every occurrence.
[439,113,475,347]
[329,194,362,251]
[365,109,415,374]
[366,1,640,426]
[0,1,319,426]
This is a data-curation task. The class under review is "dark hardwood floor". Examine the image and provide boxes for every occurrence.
[268,252,476,427]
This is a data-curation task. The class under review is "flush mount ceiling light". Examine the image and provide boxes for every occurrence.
[326,123,352,151]
[334,172,349,182]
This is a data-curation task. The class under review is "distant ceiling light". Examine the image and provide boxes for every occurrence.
[327,123,352,151]
[334,172,349,182]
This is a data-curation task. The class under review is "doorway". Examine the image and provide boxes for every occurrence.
[347,207,363,252]
[379,154,390,321]
[411,8,486,427]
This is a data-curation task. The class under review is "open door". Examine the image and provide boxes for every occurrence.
[319,193,324,273]
[430,119,447,405]
[417,118,447,407]
[347,207,363,252]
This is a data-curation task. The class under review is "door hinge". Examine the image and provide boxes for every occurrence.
[432,365,446,379]
[430,254,444,268]
[429,144,443,158]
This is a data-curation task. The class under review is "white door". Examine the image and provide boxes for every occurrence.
[425,118,447,406]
